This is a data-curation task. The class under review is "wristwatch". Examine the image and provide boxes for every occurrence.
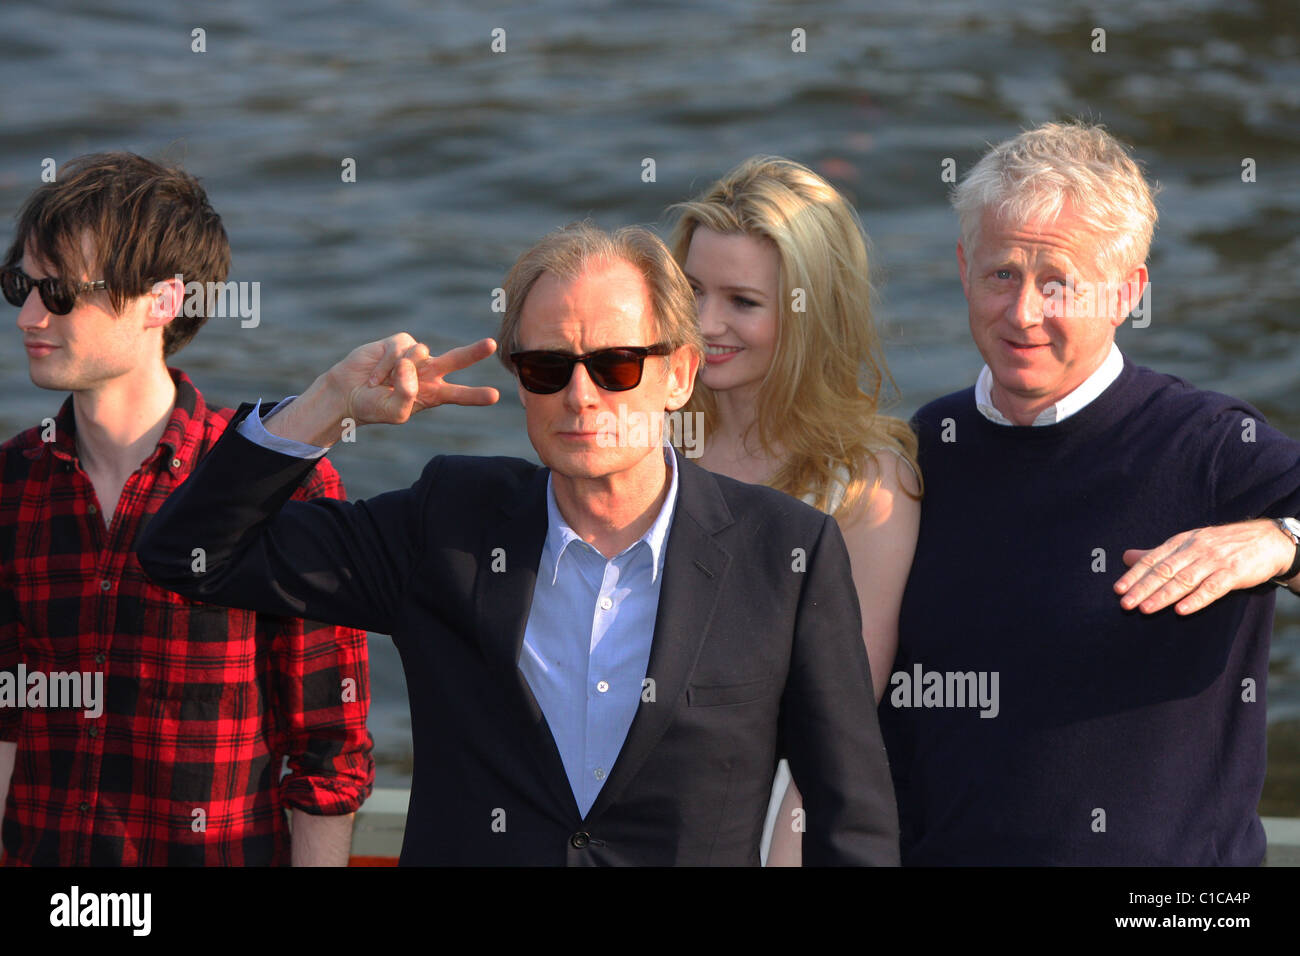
[1273,517,1300,585]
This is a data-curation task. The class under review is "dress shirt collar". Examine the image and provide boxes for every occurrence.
[975,342,1123,426]
[542,444,679,586]
[33,366,206,476]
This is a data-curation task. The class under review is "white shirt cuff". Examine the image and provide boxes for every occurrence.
[235,397,331,459]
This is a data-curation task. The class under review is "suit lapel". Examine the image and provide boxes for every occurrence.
[472,466,580,819]
[587,450,734,819]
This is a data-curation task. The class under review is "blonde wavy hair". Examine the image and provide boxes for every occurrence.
[668,155,920,517]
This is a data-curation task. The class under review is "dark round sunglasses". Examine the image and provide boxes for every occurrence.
[1,266,108,315]
[510,344,673,394]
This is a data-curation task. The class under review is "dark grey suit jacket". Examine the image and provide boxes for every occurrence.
[137,404,899,865]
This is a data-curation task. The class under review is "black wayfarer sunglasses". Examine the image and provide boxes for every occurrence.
[1,266,108,315]
[510,344,673,394]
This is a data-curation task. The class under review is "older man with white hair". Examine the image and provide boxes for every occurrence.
[882,121,1300,865]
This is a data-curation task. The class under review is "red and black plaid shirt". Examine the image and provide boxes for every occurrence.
[0,369,373,865]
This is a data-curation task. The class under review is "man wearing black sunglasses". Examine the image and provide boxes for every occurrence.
[1,269,108,316]
[0,152,373,867]
[139,222,899,866]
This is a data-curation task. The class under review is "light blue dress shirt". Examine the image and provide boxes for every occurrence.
[520,447,677,816]
[237,400,679,817]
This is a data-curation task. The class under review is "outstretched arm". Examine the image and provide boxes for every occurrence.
[137,335,500,633]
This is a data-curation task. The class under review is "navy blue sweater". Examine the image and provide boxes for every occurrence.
[881,358,1300,865]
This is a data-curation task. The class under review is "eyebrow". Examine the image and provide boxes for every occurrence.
[515,344,653,356]
[987,256,1076,273]
[682,272,768,297]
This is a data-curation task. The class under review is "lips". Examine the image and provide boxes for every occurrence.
[24,341,58,357]
[705,344,743,365]
[556,426,603,440]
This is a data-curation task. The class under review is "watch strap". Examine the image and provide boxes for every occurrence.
[1273,518,1300,584]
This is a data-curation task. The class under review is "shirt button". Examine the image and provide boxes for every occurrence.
[78,802,90,813]
[94,653,106,665]
[570,831,590,849]
[599,597,613,610]
[87,504,98,515]
[99,579,111,592]
[171,457,182,469]
[88,726,98,738]
[593,767,605,780]
[596,680,609,693]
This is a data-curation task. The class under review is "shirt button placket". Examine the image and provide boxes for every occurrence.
[88,539,125,865]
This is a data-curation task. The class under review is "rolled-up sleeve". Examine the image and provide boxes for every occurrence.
[267,458,375,814]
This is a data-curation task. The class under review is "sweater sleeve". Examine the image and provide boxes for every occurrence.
[1204,400,1300,524]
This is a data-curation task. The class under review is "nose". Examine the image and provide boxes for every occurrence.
[561,358,600,411]
[16,288,50,332]
[696,291,725,339]
[1009,279,1045,330]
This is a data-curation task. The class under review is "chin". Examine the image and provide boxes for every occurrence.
[538,446,615,480]
[552,443,662,482]
[27,368,77,392]
[991,364,1048,393]
[699,367,750,393]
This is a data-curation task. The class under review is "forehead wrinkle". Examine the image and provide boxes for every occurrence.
[976,221,1104,277]
[978,200,1108,265]
[517,268,655,353]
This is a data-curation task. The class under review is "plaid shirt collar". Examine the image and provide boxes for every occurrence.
[28,367,208,477]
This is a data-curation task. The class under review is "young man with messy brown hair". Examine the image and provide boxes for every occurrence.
[0,152,373,866]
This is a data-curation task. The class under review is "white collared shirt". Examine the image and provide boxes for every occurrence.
[975,343,1124,426]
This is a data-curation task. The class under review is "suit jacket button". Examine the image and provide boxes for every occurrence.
[570,831,590,849]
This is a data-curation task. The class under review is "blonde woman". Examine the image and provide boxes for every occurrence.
[668,156,921,866]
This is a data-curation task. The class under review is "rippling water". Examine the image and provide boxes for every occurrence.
[1,0,1297,812]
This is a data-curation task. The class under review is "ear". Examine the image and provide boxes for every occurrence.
[956,241,970,298]
[145,274,185,329]
[1112,264,1149,329]
[663,344,699,412]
